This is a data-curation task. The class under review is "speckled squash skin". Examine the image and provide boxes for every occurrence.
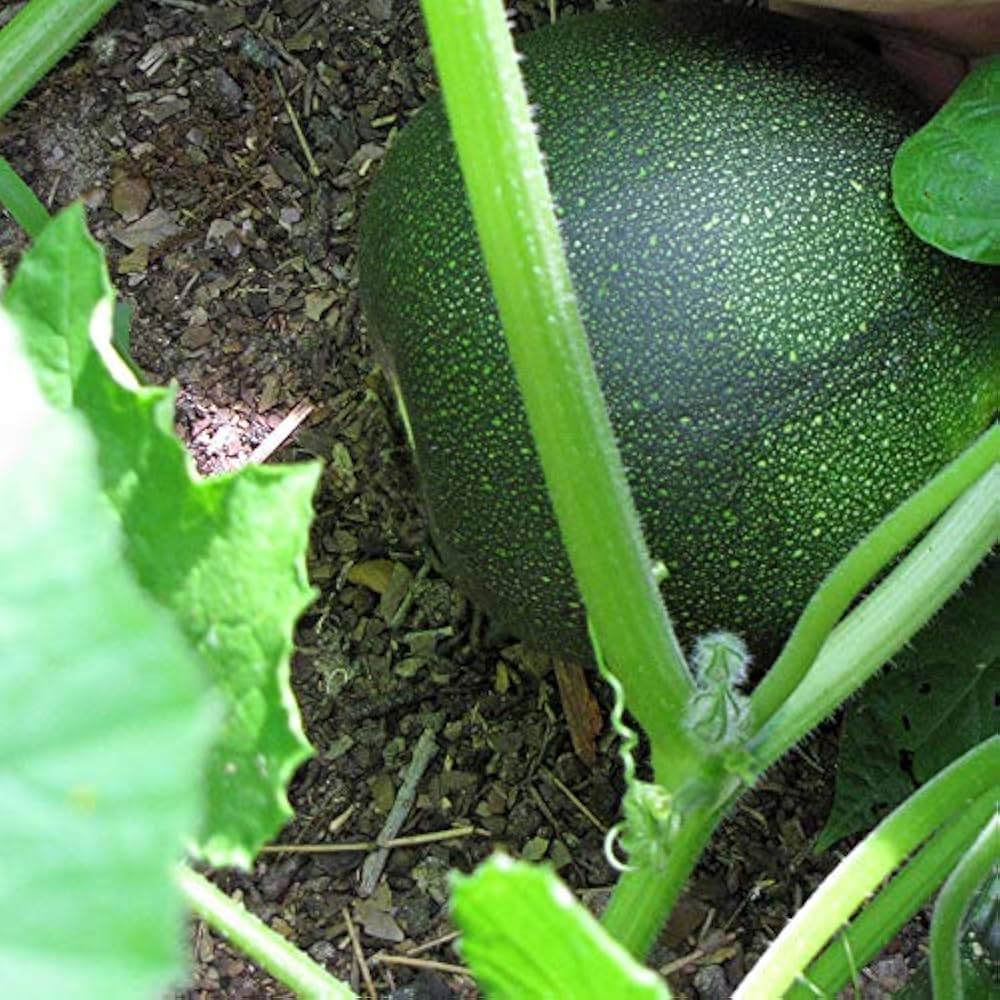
[359,4,999,661]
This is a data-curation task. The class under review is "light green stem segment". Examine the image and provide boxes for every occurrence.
[418,0,699,787]
[601,804,722,959]
[0,0,121,119]
[0,156,50,238]
[788,790,996,999]
[175,865,355,1000]
[734,739,999,998]
[751,465,999,771]
[750,424,1000,732]
[930,811,999,1000]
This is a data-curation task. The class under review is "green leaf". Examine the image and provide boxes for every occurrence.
[4,205,321,866]
[0,154,50,238]
[451,855,672,999]
[0,306,212,996]
[816,558,998,852]
[0,0,122,119]
[892,57,1000,264]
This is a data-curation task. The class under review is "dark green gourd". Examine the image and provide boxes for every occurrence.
[359,3,999,662]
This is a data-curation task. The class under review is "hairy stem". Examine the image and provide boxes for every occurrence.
[930,811,998,1000]
[175,865,353,999]
[750,425,999,731]
[601,803,722,959]
[750,466,999,772]
[0,0,121,119]
[787,790,996,999]
[734,739,999,998]
[418,0,699,785]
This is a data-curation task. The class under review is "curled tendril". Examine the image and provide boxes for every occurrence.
[603,823,636,873]
[588,619,678,871]
[587,618,637,790]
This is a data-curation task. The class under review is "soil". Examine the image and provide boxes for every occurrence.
[0,1,934,997]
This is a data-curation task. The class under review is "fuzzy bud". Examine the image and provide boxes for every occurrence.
[686,631,751,747]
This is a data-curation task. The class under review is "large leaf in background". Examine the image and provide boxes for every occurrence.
[0,307,211,996]
[892,57,1000,264]
[4,205,321,866]
[451,855,671,999]
[816,558,998,852]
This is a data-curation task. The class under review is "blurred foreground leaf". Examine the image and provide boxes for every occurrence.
[4,206,320,866]
[452,855,671,998]
[0,306,211,997]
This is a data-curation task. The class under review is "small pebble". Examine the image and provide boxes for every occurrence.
[307,940,339,966]
[111,176,152,222]
[204,67,245,118]
[693,963,730,1000]
[258,857,302,901]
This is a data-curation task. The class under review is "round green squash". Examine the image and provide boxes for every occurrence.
[359,3,999,662]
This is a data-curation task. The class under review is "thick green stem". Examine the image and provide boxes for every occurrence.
[175,865,354,999]
[601,804,723,959]
[749,425,999,732]
[750,466,999,772]
[418,0,698,785]
[0,0,121,119]
[734,740,999,998]
[0,156,50,238]
[930,811,998,1000]
[787,790,996,999]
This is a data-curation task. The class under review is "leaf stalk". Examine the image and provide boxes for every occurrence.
[418,0,699,787]
[930,811,998,1000]
[787,790,996,999]
[750,465,999,772]
[734,739,999,998]
[749,425,1000,731]
[175,865,353,999]
[0,0,122,119]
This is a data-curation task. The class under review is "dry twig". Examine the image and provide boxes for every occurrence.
[246,398,313,465]
[342,906,377,1000]
[404,930,461,957]
[373,953,472,978]
[360,725,440,895]
[541,765,609,834]
[273,72,320,177]
[259,825,476,854]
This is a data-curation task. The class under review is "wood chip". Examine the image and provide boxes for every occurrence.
[111,176,152,221]
[245,398,313,465]
[112,207,181,250]
[347,559,396,595]
[553,657,603,765]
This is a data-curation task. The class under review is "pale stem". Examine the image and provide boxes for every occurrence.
[175,864,354,999]
[751,466,999,771]
[786,790,996,999]
[733,740,999,998]
[930,812,999,1000]
[417,0,700,787]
